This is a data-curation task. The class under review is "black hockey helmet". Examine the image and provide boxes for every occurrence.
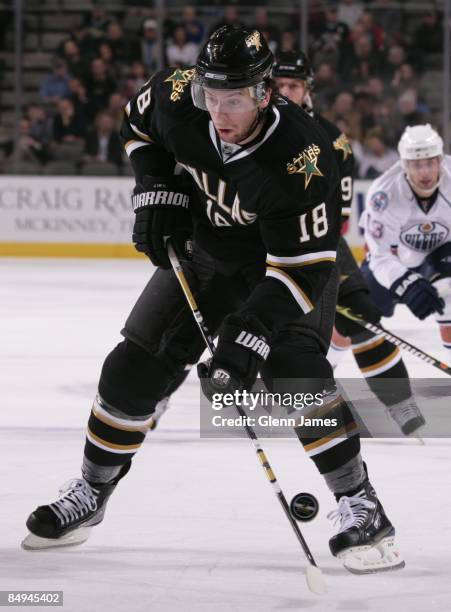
[192,25,273,111]
[272,51,315,89]
[195,25,273,88]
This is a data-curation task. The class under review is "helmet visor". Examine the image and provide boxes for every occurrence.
[191,82,264,113]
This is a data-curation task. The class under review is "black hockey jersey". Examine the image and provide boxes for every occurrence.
[314,113,354,222]
[121,67,341,330]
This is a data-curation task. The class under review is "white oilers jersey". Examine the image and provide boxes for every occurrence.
[360,156,451,289]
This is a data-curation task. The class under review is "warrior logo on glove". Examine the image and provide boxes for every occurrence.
[235,331,270,359]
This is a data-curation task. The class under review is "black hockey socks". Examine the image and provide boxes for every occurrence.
[322,454,366,497]
[83,395,153,482]
[294,387,361,474]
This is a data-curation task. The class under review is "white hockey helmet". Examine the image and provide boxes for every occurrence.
[398,124,443,161]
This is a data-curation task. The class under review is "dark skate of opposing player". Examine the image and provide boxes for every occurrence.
[23,26,404,574]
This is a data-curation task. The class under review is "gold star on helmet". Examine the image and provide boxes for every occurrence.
[245,31,262,51]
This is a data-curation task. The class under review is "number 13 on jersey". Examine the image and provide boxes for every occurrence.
[299,202,328,243]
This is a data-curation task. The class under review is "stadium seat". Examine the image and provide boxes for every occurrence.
[2,160,42,175]
[52,142,84,162]
[80,161,120,176]
[42,161,77,175]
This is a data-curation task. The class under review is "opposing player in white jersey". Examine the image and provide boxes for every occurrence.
[361,124,449,360]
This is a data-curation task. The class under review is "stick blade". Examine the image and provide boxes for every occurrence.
[305,564,326,595]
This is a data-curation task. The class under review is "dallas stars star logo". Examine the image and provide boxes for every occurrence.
[287,144,324,188]
[245,30,262,51]
[333,133,352,161]
[164,68,196,102]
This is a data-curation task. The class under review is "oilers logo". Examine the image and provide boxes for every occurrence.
[400,221,449,252]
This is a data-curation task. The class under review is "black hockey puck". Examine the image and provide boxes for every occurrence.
[290,492,319,522]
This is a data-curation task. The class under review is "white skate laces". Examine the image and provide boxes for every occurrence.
[327,492,375,532]
[328,491,405,573]
[49,479,99,527]
[388,399,421,425]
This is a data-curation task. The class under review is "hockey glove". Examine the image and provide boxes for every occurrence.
[390,272,444,320]
[132,175,193,269]
[197,314,270,402]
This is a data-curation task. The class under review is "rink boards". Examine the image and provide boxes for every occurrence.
[0,176,369,260]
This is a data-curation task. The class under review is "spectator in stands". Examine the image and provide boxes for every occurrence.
[253,7,280,52]
[5,118,51,166]
[337,0,364,29]
[121,77,141,102]
[39,59,72,105]
[166,25,199,68]
[140,19,159,74]
[357,10,385,50]
[68,79,89,121]
[128,60,147,90]
[328,90,363,141]
[341,34,382,87]
[311,6,350,70]
[52,98,86,144]
[104,21,140,65]
[353,129,398,178]
[107,92,126,131]
[59,40,87,82]
[365,76,386,101]
[371,0,402,46]
[210,7,246,36]
[84,111,123,169]
[98,42,123,81]
[370,100,398,147]
[279,30,298,53]
[382,44,408,83]
[182,6,205,45]
[412,11,443,70]
[84,58,117,121]
[392,88,430,138]
[26,104,53,146]
[69,25,101,60]
[390,63,418,97]
[354,91,377,136]
[83,7,111,37]
[312,62,340,111]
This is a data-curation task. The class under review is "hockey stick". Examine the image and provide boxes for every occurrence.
[167,243,326,595]
[336,305,451,375]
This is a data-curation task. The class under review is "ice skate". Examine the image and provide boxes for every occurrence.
[387,397,425,439]
[22,463,130,550]
[328,477,405,574]
[149,397,170,431]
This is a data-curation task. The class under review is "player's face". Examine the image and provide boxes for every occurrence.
[275,77,307,106]
[405,157,441,195]
[204,88,265,143]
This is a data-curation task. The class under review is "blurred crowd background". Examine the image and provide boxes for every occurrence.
[0,0,449,179]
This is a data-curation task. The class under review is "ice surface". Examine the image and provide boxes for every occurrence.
[1,258,450,611]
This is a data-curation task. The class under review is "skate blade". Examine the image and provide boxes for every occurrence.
[407,427,425,445]
[337,535,405,575]
[21,527,92,551]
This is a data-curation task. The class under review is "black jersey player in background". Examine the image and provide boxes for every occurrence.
[23,26,404,574]
[272,50,425,437]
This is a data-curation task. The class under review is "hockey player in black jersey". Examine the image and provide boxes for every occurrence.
[272,50,425,438]
[23,26,404,574]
